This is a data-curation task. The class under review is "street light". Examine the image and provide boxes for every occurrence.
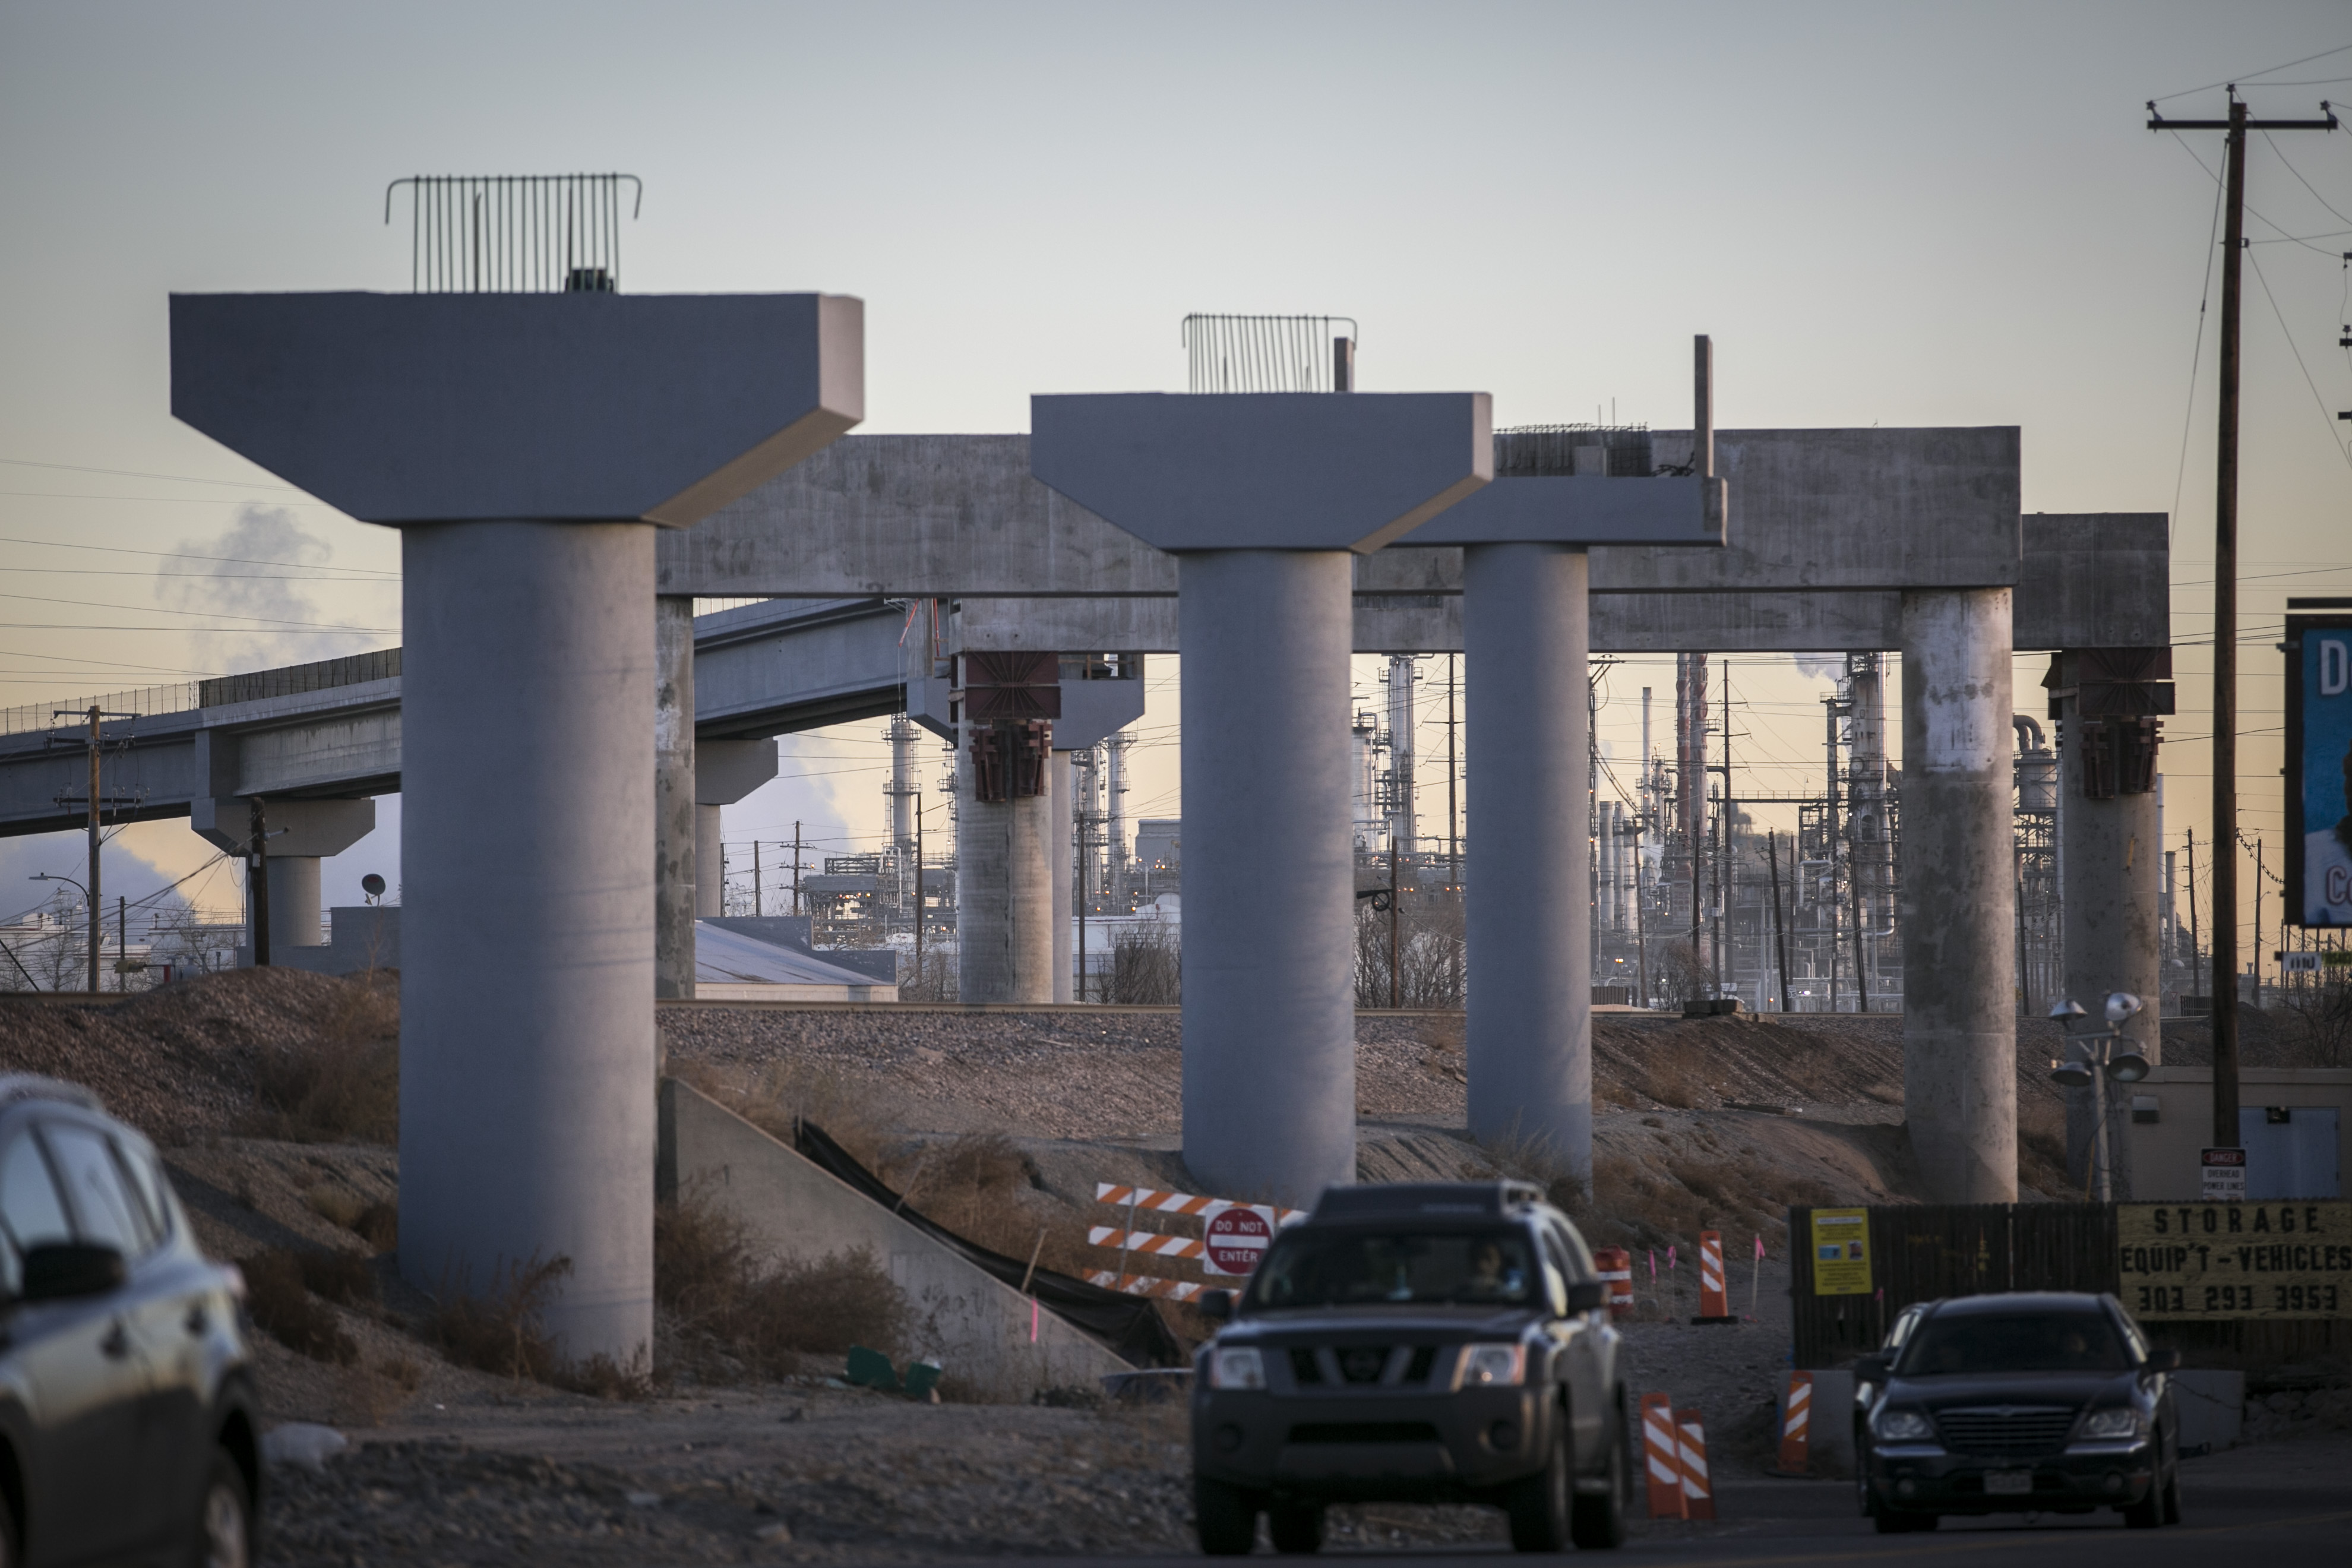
[2048,991,2149,1202]
[29,872,94,993]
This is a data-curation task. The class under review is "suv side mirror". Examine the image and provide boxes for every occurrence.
[21,1243,125,1303]
[2144,1348,2182,1373]
[1566,1280,1607,1314]
[1854,1354,1892,1384]
[1197,1289,1234,1324]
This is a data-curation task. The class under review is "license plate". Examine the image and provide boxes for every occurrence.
[1984,1470,2034,1496]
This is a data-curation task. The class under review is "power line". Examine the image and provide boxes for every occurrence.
[0,534,396,575]
[2245,245,2352,470]
[0,456,308,492]
[2152,42,2352,103]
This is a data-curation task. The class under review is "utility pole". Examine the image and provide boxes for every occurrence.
[248,797,271,967]
[1824,694,1843,1013]
[1078,791,1090,1004]
[2253,836,2264,1007]
[83,706,102,992]
[913,797,925,989]
[117,896,127,993]
[1767,830,1791,1013]
[792,821,802,916]
[753,840,763,918]
[2149,91,2338,1148]
[2187,828,2201,995]
[1719,660,1732,997]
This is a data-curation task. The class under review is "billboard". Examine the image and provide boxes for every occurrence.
[2287,610,2352,928]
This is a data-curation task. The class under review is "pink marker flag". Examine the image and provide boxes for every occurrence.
[1030,1297,1039,1343]
[1648,1250,1657,1280]
[1754,1235,1766,1259]
[1667,1245,1678,1272]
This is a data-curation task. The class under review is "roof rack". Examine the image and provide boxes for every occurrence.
[0,1076,103,1114]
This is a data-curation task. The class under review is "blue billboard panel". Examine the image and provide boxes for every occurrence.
[2288,615,2352,928]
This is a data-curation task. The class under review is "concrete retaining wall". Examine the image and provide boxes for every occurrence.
[653,1077,1129,1399]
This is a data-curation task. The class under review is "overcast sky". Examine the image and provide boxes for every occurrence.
[2,1,2349,963]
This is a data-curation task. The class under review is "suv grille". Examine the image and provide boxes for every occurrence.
[1289,1422,1441,1444]
[1281,1346,1442,1387]
[1934,1407,2079,1456]
[1289,1349,1322,1386]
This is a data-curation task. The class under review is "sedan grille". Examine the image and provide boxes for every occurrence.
[1934,1406,2079,1456]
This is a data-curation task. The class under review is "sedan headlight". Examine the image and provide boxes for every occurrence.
[2079,1407,2145,1440]
[1461,1343,1527,1387]
[1208,1346,1265,1390]
[1873,1408,1935,1442]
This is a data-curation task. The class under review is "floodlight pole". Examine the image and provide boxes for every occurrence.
[2149,93,2339,1149]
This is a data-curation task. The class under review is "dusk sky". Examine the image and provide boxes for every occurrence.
[3,1,2348,965]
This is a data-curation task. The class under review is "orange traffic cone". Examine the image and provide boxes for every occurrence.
[1693,1229,1735,1323]
[1676,1406,1716,1521]
[1770,1371,1813,1476]
[1641,1393,1686,1519]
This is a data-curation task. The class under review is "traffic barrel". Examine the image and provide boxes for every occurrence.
[1694,1229,1734,1322]
[1676,1406,1716,1520]
[1640,1393,1686,1519]
[1593,1247,1634,1319]
[1774,1371,1812,1475]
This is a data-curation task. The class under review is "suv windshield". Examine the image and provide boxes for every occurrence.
[1898,1310,2127,1375]
[1249,1228,1535,1309]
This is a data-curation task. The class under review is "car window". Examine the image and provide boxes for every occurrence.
[0,1133,72,1293]
[109,1139,171,1245]
[1547,1220,1597,1280]
[1898,1310,2127,1375]
[1250,1229,1537,1308]
[43,1124,149,1257]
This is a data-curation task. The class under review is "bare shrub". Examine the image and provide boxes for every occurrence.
[899,1134,1095,1279]
[1105,921,1181,1004]
[353,1201,398,1253]
[656,1186,910,1379]
[1354,892,1467,1009]
[1469,1128,1587,1215]
[1651,941,1713,1008]
[2282,980,2352,1068]
[245,1020,397,1142]
[425,1254,572,1382]
[241,1249,357,1364]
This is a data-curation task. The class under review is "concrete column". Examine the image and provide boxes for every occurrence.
[400,519,655,1366]
[1050,750,1074,1003]
[1464,543,1594,1180]
[694,805,723,919]
[956,726,1053,1003]
[1178,550,1357,1207]
[1898,588,2018,1203]
[2058,693,2163,1194]
[261,856,324,948]
[655,596,697,1000]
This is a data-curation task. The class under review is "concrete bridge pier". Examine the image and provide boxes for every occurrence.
[956,720,1054,1003]
[691,739,779,922]
[656,596,697,998]
[170,287,861,1367]
[1050,749,1074,1003]
[1898,587,2018,1203]
[2050,649,2171,1195]
[1462,543,1593,1180]
[192,795,374,951]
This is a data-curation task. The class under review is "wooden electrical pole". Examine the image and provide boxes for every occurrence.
[1767,830,1792,1013]
[248,797,271,967]
[2149,91,2339,1148]
[1389,837,1402,1010]
[84,706,100,993]
[792,821,802,916]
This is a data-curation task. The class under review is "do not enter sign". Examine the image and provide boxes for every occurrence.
[1203,1206,1276,1276]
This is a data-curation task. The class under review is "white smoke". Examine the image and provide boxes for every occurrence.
[1791,653,1845,683]
[155,506,365,671]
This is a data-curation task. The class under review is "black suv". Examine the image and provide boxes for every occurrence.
[1856,1291,2182,1532]
[1190,1181,1629,1554]
[0,1076,261,1566]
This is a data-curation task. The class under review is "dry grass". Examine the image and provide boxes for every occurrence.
[304,1183,399,1252]
[241,1248,358,1365]
[655,1184,910,1381]
[423,1254,573,1383]
[666,1058,894,1176]
[242,977,400,1145]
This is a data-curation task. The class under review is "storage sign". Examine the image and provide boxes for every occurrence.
[2117,1202,2352,1319]
[1809,1207,1873,1296]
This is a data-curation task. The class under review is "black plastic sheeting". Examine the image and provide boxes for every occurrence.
[794,1121,1188,1370]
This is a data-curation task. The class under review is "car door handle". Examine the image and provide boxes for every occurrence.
[99,1322,129,1360]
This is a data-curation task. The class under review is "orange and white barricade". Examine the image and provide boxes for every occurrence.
[1676,1406,1715,1520]
[1085,1270,1203,1301]
[1593,1247,1634,1319]
[1641,1393,1686,1519]
[1695,1229,1734,1322]
[1774,1371,1812,1475]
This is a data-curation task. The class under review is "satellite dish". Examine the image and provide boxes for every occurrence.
[361,873,386,902]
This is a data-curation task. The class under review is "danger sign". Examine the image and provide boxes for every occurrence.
[1203,1206,1276,1277]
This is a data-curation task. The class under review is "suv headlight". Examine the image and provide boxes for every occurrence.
[1461,1343,1527,1387]
[2079,1407,2145,1440]
[1208,1346,1265,1390]
[1873,1409,1934,1442]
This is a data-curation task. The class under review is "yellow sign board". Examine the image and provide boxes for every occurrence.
[2117,1202,2352,1319]
[1810,1207,1873,1296]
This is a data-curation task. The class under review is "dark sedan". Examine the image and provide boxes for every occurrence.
[1857,1291,2181,1533]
